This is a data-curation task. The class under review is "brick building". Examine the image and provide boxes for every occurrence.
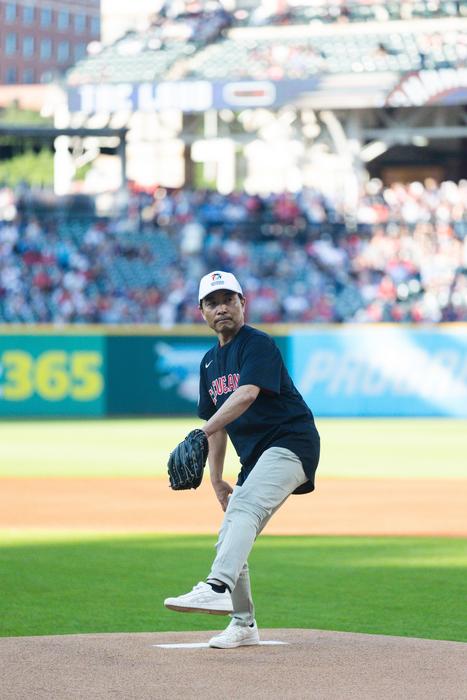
[0,0,100,85]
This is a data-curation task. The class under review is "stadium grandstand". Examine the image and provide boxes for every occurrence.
[65,0,467,194]
[67,0,467,84]
[1,0,466,325]
[1,179,465,324]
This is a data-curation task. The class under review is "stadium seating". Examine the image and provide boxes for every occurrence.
[68,2,466,86]
[68,31,197,84]
[267,0,465,25]
[182,27,465,81]
[1,181,465,325]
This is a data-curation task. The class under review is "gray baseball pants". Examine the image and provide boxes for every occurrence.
[207,446,308,626]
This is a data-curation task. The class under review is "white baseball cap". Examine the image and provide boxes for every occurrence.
[198,270,243,303]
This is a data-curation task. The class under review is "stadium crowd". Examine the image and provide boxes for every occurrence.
[248,0,466,25]
[157,0,465,28]
[0,178,466,325]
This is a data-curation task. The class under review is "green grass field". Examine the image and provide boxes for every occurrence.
[0,418,466,641]
[0,417,466,478]
[0,533,466,641]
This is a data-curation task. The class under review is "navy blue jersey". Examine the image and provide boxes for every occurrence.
[198,324,320,494]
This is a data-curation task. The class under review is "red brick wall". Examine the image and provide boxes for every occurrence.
[0,0,101,85]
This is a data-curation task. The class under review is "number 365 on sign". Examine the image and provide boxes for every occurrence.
[0,350,104,402]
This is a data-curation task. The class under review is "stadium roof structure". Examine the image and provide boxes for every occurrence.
[0,125,128,139]
[67,16,467,113]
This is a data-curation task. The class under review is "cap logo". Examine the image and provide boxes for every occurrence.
[199,270,242,302]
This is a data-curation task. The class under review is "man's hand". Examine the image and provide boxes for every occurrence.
[212,479,233,511]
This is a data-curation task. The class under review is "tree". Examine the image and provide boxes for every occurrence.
[0,150,54,187]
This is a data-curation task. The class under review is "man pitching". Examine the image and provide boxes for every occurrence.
[164,270,320,648]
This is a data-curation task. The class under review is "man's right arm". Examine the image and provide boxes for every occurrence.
[207,428,232,511]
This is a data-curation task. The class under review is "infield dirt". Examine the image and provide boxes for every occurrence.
[0,476,466,535]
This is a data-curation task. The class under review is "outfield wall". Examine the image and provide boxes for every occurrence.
[0,324,465,417]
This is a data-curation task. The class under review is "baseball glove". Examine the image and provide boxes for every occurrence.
[167,429,209,490]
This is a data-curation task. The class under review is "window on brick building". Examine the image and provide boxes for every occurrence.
[74,42,87,60]
[40,8,52,27]
[40,38,52,60]
[5,33,18,55]
[5,2,17,23]
[91,17,100,36]
[74,14,86,33]
[23,36,34,58]
[58,10,69,30]
[6,66,17,83]
[57,40,70,63]
[23,4,34,24]
[23,68,35,83]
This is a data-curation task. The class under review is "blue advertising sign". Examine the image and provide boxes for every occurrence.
[291,326,467,417]
[68,78,320,114]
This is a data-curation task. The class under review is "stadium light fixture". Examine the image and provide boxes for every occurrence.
[412,135,429,147]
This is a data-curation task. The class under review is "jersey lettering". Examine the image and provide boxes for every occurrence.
[209,373,240,405]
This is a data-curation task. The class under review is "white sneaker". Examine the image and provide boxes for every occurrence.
[164,582,233,615]
[209,618,260,648]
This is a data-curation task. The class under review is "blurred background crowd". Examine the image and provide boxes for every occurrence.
[1,177,465,325]
[1,0,466,327]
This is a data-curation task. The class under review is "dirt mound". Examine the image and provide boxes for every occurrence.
[1,629,466,700]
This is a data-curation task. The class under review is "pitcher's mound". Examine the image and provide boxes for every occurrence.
[1,629,466,700]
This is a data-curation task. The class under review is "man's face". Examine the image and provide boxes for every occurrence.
[200,290,245,337]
